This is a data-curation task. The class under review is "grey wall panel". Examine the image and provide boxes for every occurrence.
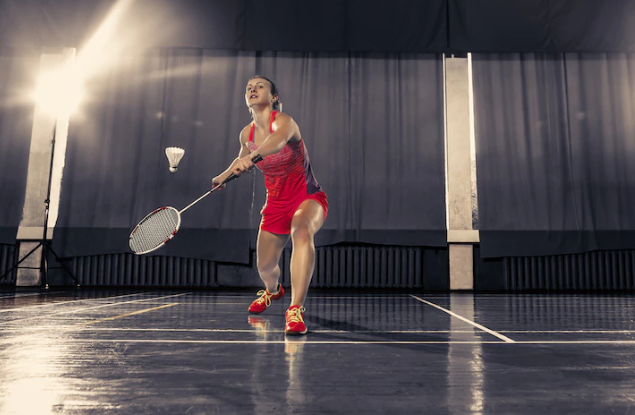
[71,254,217,287]
[280,246,426,289]
[505,251,635,291]
[67,245,431,288]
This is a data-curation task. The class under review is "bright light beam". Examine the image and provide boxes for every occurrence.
[75,0,133,81]
[32,0,133,118]
[33,63,83,118]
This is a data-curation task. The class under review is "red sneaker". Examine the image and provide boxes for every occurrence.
[285,305,307,335]
[248,285,285,314]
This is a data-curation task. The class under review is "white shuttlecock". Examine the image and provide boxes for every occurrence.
[165,147,185,173]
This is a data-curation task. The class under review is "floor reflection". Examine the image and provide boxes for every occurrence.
[248,316,271,340]
[448,295,484,415]
[248,320,274,415]
[0,330,73,415]
[284,336,307,410]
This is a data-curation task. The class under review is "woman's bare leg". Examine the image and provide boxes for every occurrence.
[289,200,325,306]
[256,229,289,292]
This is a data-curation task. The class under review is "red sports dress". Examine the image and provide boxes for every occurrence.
[248,111,328,235]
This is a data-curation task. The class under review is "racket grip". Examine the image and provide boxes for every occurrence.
[221,154,263,185]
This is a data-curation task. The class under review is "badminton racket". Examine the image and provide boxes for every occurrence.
[129,155,262,255]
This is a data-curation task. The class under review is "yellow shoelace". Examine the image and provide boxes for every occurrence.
[286,306,306,323]
[254,290,273,306]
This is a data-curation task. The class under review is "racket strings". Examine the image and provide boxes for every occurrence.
[129,208,180,254]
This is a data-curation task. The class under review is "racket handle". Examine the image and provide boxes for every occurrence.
[221,154,263,185]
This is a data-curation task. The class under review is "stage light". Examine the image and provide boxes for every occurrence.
[32,65,84,118]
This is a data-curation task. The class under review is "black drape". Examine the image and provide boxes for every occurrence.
[449,0,635,53]
[473,53,635,258]
[245,0,447,52]
[0,48,38,243]
[8,1,635,53]
[53,51,445,262]
[0,0,449,52]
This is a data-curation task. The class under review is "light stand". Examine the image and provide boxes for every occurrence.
[0,124,80,289]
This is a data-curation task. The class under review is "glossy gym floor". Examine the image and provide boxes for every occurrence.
[0,289,633,414]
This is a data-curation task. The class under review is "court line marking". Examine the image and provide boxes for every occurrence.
[0,293,190,325]
[0,292,149,313]
[0,327,485,333]
[304,296,459,300]
[83,329,635,336]
[0,291,65,299]
[410,295,515,343]
[82,303,179,325]
[62,329,635,334]
[498,341,635,344]
[0,339,498,344]
[2,327,635,335]
[9,339,635,345]
[188,296,427,299]
[501,330,635,334]
[126,301,429,307]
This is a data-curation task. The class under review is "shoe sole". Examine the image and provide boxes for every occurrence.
[285,329,308,335]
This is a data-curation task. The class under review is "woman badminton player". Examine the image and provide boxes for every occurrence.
[212,76,328,335]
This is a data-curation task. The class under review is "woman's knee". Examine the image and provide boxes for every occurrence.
[291,222,314,245]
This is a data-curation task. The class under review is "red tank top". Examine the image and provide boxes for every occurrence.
[248,111,323,202]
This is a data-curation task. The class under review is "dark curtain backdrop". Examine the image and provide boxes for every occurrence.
[473,53,635,258]
[53,50,445,263]
[449,0,635,53]
[0,48,38,243]
[0,0,447,52]
[7,0,635,54]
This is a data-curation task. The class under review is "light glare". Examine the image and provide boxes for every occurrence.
[33,66,84,118]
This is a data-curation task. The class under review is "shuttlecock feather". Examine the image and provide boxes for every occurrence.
[165,147,185,173]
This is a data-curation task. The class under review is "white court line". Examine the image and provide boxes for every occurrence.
[306,303,424,307]
[9,339,635,345]
[411,295,515,343]
[103,330,468,334]
[3,327,635,335]
[83,303,179,325]
[0,292,148,313]
[0,293,190,325]
[501,340,635,344]
[0,339,498,345]
[306,296,419,299]
[152,302,427,306]
[501,330,635,334]
[0,291,64,299]
[187,296,418,300]
[0,327,480,333]
[155,302,252,305]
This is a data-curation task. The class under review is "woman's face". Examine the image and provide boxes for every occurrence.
[245,78,277,109]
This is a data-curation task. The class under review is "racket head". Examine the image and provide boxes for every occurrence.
[129,206,181,255]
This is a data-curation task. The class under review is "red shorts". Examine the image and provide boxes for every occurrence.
[260,191,328,235]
